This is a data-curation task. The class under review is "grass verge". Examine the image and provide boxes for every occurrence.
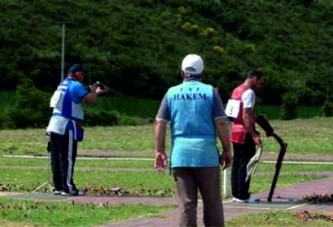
[0,198,175,227]
[227,210,333,227]
[0,117,333,156]
[1,158,331,197]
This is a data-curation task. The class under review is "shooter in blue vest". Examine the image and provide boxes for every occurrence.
[154,54,232,227]
[46,64,107,196]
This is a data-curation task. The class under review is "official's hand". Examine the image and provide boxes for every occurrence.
[220,151,232,170]
[154,151,168,172]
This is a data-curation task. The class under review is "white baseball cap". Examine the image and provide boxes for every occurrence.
[181,54,204,75]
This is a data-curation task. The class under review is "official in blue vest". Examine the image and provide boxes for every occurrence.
[154,54,232,227]
[46,64,107,196]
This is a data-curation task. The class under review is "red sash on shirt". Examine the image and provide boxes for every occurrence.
[230,84,255,144]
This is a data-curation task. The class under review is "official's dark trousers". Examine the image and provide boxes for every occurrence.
[231,133,256,200]
[173,167,224,227]
[50,130,78,194]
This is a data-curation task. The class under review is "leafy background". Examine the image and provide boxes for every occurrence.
[1,0,333,127]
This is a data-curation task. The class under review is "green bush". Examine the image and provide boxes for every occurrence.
[203,27,215,37]
[0,111,10,129]
[8,108,46,129]
[84,110,120,126]
[212,45,224,55]
[321,101,333,117]
[280,92,298,120]
[1,0,333,105]
[84,109,149,126]
[119,114,152,126]
[7,77,50,128]
[133,0,154,7]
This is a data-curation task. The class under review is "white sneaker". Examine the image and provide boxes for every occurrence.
[232,196,260,203]
[61,190,83,196]
[247,197,260,203]
[232,197,247,203]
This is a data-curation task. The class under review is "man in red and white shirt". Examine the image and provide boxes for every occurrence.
[226,69,263,203]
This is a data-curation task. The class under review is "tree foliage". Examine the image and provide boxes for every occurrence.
[280,92,299,120]
[7,77,50,128]
[0,0,333,105]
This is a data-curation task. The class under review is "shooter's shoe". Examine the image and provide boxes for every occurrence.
[53,190,63,195]
[246,196,260,203]
[233,196,260,203]
[61,190,83,196]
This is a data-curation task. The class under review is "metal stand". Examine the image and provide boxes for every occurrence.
[32,142,54,193]
[255,114,288,202]
[32,181,53,193]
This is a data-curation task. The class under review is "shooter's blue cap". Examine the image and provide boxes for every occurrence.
[69,64,84,73]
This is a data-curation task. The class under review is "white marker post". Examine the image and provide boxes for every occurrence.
[223,168,231,198]
[222,121,233,198]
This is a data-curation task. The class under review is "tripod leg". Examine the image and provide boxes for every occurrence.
[32,146,54,193]
[48,183,54,192]
[32,181,49,193]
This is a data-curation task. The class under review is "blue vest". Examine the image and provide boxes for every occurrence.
[51,77,85,122]
[46,77,88,141]
[166,81,219,167]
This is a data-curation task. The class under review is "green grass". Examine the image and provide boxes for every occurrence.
[0,168,174,195]
[0,157,329,197]
[0,198,175,227]
[0,157,329,226]
[250,174,325,195]
[1,157,154,169]
[255,105,323,119]
[0,117,332,226]
[254,162,333,172]
[260,117,333,153]
[3,158,332,172]
[227,211,333,227]
[0,117,333,156]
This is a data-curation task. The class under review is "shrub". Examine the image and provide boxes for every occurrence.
[213,45,224,55]
[133,0,154,7]
[280,92,298,120]
[119,114,151,126]
[244,44,255,53]
[203,27,215,37]
[181,22,200,34]
[8,108,47,129]
[321,101,333,117]
[84,110,120,126]
[177,6,187,14]
[7,77,50,128]
[190,24,200,33]
[84,109,148,126]
[0,111,10,129]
